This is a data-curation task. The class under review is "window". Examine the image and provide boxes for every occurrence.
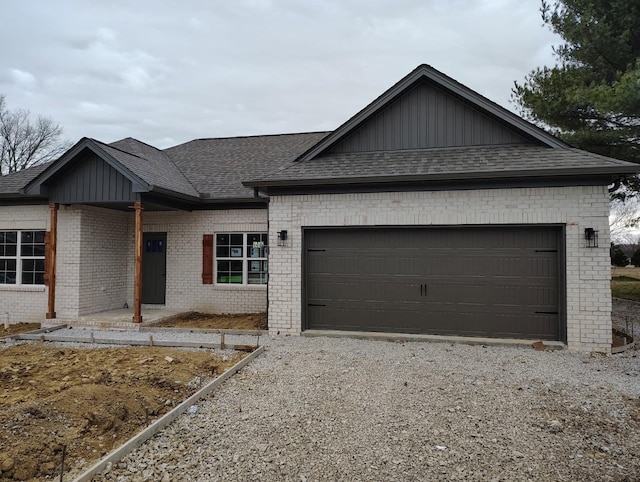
[0,230,46,285]
[215,232,268,285]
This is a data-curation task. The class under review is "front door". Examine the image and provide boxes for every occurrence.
[142,232,167,304]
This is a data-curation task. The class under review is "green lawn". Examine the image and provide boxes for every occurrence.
[611,268,640,301]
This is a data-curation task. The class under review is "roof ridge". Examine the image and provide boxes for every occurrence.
[92,138,151,163]
[170,130,331,146]
[115,136,168,153]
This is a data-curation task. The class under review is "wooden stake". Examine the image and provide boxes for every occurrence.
[132,202,144,323]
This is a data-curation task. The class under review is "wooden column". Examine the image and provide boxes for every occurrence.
[46,203,59,319]
[132,201,144,323]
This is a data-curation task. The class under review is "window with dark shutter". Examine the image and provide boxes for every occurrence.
[202,234,214,284]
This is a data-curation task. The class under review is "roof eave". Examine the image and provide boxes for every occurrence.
[245,166,637,189]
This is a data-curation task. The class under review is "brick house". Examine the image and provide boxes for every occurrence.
[0,65,637,352]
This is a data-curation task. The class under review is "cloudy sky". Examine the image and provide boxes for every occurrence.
[0,0,560,149]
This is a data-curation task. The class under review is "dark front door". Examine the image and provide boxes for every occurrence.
[304,226,562,340]
[142,232,167,304]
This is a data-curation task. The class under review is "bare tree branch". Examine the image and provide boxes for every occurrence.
[610,198,640,244]
[0,95,71,175]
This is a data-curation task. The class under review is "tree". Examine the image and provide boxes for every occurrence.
[631,247,640,267]
[609,198,640,243]
[512,0,640,199]
[610,243,629,267]
[0,95,70,175]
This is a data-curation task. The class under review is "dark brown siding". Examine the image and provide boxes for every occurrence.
[304,226,562,340]
[327,80,530,153]
[50,154,137,204]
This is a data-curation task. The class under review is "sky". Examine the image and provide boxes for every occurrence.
[0,0,561,149]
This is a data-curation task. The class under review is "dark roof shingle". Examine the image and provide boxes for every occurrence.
[164,132,329,199]
[102,138,199,198]
[0,163,51,195]
[246,144,640,186]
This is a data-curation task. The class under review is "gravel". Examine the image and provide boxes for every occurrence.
[612,298,640,340]
[59,340,637,480]
[13,299,639,481]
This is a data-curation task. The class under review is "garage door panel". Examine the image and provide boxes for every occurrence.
[308,277,423,304]
[304,227,562,340]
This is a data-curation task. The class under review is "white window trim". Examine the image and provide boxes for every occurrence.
[0,230,46,286]
[214,232,268,286]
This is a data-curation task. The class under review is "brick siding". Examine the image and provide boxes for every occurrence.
[0,205,49,323]
[267,186,612,353]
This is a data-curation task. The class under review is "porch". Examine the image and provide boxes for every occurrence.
[42,306,182,331]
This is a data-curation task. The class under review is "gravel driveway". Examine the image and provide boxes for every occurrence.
[85,333,639,482]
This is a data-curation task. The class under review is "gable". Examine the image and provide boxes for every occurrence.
[49,152,138,204]
[326,79,531,154]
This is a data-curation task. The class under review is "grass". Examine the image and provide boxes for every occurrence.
[611,267,640,301]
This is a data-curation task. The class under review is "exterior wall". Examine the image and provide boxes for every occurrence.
[9,205,267,321]
[78,206,130,315]
[267,186,612,353]
[138,209,268,314]
[56,205,130,318]
[0,205,49,324]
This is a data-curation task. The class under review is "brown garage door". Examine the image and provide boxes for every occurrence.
[304,226,562,340]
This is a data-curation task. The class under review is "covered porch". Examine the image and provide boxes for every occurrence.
[22,138,202,324]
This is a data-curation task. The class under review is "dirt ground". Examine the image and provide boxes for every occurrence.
[153,312,267,330]
[0,344,246,481]
[0,323,40,338]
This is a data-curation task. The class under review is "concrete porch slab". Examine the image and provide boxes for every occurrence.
[42,308,182,332]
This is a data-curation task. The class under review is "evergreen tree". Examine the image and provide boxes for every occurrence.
[513,0,640,199]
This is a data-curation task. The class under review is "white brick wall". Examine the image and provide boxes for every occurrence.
[267,186,612,353]
[0,204,268,323]
[0,205,49,323]
[56,205,129,318]
[140,209,267,314]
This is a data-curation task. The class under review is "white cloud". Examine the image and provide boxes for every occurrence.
[0,0,561,147]
[9,68,37,87]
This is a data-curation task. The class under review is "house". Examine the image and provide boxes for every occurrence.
[0,65,637,352]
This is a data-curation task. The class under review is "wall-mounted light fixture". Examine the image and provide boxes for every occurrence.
[584,228,598,248]
[277,230,288,247]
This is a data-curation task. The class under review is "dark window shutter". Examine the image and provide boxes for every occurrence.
[43,231,51,286]
[202,234,214,284]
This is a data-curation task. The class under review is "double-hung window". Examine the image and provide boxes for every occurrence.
[0,230,46,285]
[215,233,268,285]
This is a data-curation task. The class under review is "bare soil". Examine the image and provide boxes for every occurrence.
[153,312,267,330]
[0,323,40,338]
[0,344,246,481]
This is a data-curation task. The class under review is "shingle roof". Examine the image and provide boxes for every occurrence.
[0,163,51,195]
[245,144,640,187]
[101,138,199,198]
[163,132,329,199]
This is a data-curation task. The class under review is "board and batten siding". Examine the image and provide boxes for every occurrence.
[326,80,530,154]
[50,154,138,204]
[267,185,612,353]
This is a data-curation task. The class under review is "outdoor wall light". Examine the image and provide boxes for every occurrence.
[277,230,288,247]
[584,228,599,248]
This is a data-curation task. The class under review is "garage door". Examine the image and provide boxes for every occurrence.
[304,226,562,340]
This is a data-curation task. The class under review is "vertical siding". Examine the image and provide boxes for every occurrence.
[51,154,137,203]
[327,80,531,153]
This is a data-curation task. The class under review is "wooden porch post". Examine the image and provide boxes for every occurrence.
[132,201,144,323]
[46,203,58,319]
